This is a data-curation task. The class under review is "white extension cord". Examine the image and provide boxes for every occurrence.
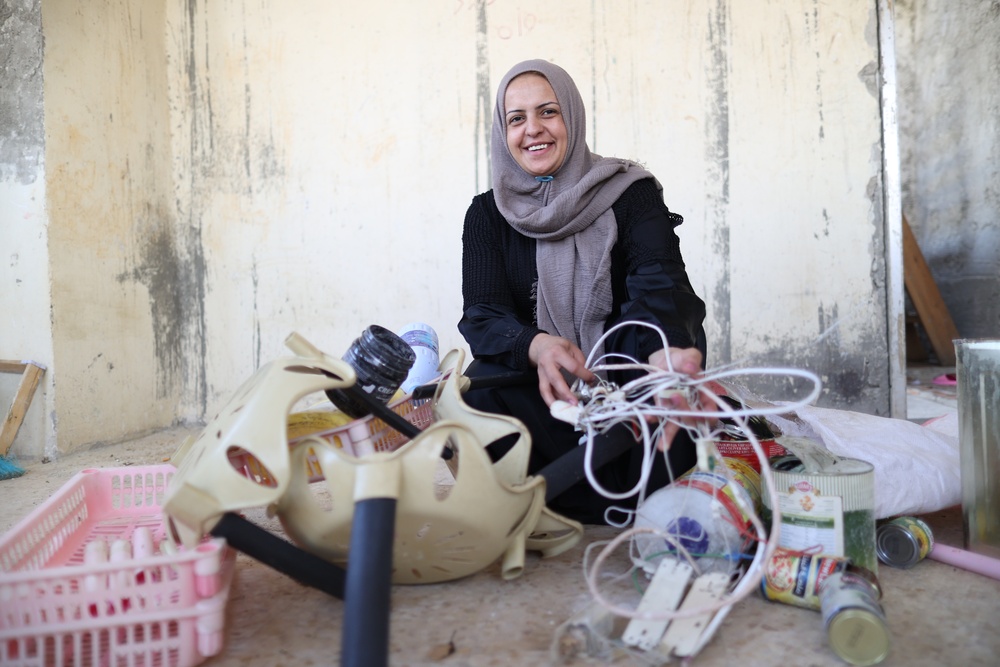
[554,321,822,657]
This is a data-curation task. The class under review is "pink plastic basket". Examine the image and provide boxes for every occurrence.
[0,465,235,667]
[298,396,434,456]
[228,396,435,485]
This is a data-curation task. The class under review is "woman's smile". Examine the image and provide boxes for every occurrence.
[504,73,568,177]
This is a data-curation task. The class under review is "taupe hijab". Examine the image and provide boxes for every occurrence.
[492,59,655,359]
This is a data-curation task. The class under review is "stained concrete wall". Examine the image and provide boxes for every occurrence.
[5,0,906,458]
[43,0,178,451]
[896,0,1000,341]
[0,0,53,458]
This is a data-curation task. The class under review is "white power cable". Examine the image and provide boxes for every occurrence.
[559,320,819,632]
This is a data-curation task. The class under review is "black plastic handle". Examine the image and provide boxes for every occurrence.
[210,512,346,599]
[322,377,424,440]
[411,370,537,400]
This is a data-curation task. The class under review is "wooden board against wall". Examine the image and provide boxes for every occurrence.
[902,215,960,366]
[0,360,45,456]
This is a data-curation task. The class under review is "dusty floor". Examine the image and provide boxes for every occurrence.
[2,363,998,667]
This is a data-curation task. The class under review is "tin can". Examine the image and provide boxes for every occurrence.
[761,456,878,577]
[719,456,762,513]
[876,516,934,568]
[760,547,848,610]
[844,564,883,600]
[820,570,890,666]
[715,438,788,473]
[768,454,805,471]
[326,325,416,418]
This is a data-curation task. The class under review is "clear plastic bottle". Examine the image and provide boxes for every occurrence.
[398,322,440,394]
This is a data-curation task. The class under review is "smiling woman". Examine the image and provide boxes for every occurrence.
[502,73,568,177]
[457,59,708,524]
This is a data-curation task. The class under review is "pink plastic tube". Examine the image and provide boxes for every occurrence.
[928,543,1000,581]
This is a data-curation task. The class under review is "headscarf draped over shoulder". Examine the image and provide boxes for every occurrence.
[491,59,656,358]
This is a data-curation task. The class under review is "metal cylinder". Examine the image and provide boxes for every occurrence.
[876,516,934,568]
[761,457,878,577]
[955,339,1000,558]
[327,325,416,419]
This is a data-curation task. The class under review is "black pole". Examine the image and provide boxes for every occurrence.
[536,429,636,502]
[341,383,423,440]
[410,370,537,400]
[209,512,346,599]
[340,497,397,667]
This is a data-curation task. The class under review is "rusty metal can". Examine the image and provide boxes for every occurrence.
[760,548,848,610]
[876,516,934,568]
[820,570,890,666]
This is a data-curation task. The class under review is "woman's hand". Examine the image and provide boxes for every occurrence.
[528,333,596,406]
[648,347,702,376]
[648,347,705,451]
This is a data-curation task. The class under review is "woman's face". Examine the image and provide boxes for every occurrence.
[503,73,568,177]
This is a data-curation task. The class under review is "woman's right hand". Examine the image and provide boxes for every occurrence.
[528,333,596,407]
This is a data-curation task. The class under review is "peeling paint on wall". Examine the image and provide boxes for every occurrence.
[737,302,891,414]
[896,0,1000,339]
[0,0,44,184]
[116,222,205,402]
[474,0,492,193]
[705,0,731,364]
[0,0,51,461]
[180,0,211,416]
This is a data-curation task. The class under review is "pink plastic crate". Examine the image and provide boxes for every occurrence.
[0,465,235,667]
[296,396,434,457]
[228,396,435,485]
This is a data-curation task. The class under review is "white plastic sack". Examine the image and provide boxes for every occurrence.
[766,405,961,519]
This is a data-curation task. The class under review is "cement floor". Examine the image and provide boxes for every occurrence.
[2,365,997,667]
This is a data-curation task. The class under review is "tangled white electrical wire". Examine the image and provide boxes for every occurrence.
[553,321,823,654]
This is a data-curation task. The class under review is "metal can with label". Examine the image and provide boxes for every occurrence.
[760,547,849,610]
[876,516,934,568]
[820,570,890,666]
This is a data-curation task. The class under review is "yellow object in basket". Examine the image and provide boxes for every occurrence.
[287,410,354,439]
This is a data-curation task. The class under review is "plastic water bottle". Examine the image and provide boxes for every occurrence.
[633,464,757,576]
[398,322,440,394]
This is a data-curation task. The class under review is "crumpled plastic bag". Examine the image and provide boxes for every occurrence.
[766,405,961,519]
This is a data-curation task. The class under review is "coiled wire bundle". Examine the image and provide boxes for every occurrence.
[551,321,823,660]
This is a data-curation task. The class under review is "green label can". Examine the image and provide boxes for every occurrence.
[876,516,934,568]
[820,570,890,666]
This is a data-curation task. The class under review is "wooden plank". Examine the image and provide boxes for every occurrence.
[905,315,929,362]
[1,363,44,457]
[0,360,27,374]
[903,215,960,366]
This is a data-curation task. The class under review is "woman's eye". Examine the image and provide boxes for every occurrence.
[508,115,524,125]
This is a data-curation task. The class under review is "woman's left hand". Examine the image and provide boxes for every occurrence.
[648,347,705,451]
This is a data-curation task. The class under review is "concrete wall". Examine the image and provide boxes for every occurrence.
[896,0,1000,341]
[43,0,178,449]
[166,0,892,424]
[0,0,53,458]
[4,0,904,458]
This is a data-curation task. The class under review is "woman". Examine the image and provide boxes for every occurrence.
[459,59,707,524]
